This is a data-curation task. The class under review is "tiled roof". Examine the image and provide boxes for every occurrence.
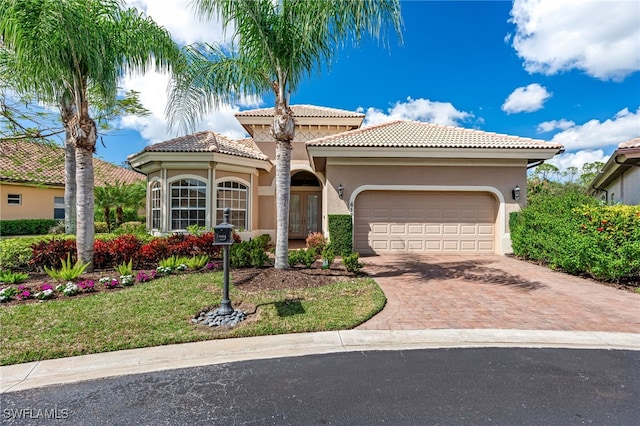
[235,105,365,119]
[306,120,563,150]
[139,131,269,161]
[618,137,640,149]
[0,140,144,186]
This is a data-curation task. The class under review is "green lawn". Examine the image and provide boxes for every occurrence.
[0,272,385,365]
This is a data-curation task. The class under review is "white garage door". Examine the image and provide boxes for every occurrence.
[354,191,496,254]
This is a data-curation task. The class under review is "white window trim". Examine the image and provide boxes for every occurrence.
[167,175,208,232]
[149,178,162,231]
[215,177,251,231]
[7,194,21,205]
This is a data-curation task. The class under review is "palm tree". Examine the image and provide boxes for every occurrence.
[1,0,181,270]
[94,185,116,234]
[168,0,403,269]
[110,181,145,228]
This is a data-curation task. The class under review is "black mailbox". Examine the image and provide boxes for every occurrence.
[214,208,234,245]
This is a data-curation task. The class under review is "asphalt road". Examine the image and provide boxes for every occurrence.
[1,348,638,425]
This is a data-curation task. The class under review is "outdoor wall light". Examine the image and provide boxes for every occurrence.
[512,185,521,201]
[337,184,344,199]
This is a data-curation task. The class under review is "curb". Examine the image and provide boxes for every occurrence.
[2,329,638,393]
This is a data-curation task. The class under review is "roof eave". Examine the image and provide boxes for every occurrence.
[590,148,640,191]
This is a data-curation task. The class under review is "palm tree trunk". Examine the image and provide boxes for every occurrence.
[60,96,76,235]
[274,140,292,269]
[272,99,295,269]
[75,114,97,271]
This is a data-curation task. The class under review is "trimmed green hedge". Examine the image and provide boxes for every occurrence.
[0,219,59,236]
[510,192,640,281]
[328,214,353,256]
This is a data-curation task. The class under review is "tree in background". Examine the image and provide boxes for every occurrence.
[0,0,180,270]
[168,0,403,269]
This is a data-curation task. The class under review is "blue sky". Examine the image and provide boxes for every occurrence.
[99,0,640,175]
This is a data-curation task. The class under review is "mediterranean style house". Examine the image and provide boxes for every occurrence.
[0,140,144,222]
[127,105,563,255]
[589,137,640,205]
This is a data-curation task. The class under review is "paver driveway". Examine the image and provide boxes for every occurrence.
[357,254,640,333]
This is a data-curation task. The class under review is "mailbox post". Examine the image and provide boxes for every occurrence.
[214,208,234,315]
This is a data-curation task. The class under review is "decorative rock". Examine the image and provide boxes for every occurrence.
[193,308,247,328]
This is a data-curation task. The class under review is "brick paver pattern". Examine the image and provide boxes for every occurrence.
[357,255,640,333]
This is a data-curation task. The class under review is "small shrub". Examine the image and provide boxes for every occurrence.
[321,245,335,269]
[0,219,58,236]
[230,239,269,268]
[305,232,327,252]
[0,270,30,284]
[30,238,77,270]
[44,253,91,281]
[114,222,146,235]
[158,255,189,269]
[185,254,210,270]
[114,259,133,276]
[343,252,364,274]
[288,248,317,268]
[94,222,109,234]
[0,238,35,270]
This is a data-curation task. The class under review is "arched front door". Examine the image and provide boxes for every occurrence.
[289,171,322,239]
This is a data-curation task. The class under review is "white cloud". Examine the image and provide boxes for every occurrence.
[360,97,473,127]
[509,0,640,81]
[118,69,250,144]
[548,107,640,150]
[537,119,575,133]
[547,149,608,172]
[502,83,551,114]
[126,0,225,45]
[117,1,256,145]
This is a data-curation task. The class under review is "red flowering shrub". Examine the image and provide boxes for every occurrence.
[139,238,170,266]
[93,239,113,270]
[108,234,142,266]
[29,238,77,270]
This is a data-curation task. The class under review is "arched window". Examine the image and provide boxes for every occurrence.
[216,181,248,230]
[150,181,161,229]
[170,178,206,230]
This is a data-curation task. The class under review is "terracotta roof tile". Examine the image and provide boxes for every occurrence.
[235,105,365,119]
[0,140,144,186]
[306,120,563,150]
[139,130,269,161]
[618,136,640,149]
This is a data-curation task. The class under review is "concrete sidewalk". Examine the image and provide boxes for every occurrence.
[2,329,639,393]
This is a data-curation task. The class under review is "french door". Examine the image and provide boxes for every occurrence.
[289,191,322,238]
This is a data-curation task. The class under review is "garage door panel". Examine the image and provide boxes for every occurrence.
[355,191,497,254]
[407,224,423,234]
[460,225,476,234]
[443,225,459,235]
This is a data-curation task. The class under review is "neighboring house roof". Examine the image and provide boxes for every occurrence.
[306,120,563,150]
[135,130,269,161]
[589,136,640,192]
[0,140,144,187]
[618,136,640,149]
[235,105,365,119]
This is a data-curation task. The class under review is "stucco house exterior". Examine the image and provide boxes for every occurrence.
[589,137,640,205]
[0,140,144,221]
[127,105,563,255]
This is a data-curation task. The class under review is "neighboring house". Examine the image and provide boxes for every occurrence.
[127,105,563,255]
[0,140,144,221]
[589,137,640,205]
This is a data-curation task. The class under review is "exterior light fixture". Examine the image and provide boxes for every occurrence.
[337,184,344,199]
[512,185,521,201]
